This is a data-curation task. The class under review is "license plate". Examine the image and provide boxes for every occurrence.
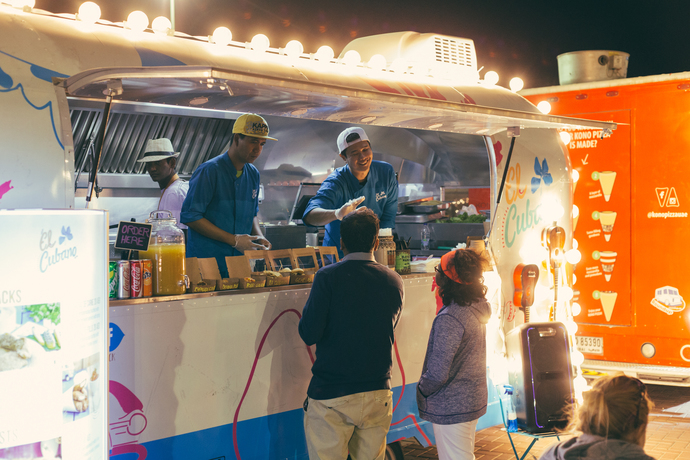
[575,335,604,355]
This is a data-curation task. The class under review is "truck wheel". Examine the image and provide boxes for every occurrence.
[385,441,405,460]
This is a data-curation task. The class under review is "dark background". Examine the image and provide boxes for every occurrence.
[39,0,690,89]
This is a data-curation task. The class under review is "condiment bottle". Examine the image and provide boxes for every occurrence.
[375,228,396,269]
[139,211,187,295]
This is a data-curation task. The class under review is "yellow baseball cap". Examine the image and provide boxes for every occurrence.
[232,113,277,140]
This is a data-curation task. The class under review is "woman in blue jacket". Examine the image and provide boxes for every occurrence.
[417,249,491,459]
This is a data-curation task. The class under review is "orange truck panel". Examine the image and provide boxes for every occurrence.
[524,77,690,370]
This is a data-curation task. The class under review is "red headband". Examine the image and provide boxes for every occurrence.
[439,250,471,285]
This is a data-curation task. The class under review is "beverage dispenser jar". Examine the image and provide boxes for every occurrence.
[139,211,187,295]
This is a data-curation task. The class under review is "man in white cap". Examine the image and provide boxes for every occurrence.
[181,113,275,278]
[302,127,398,256]
[138,138,188,231]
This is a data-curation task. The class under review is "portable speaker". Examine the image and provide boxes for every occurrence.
[506,322,574,433]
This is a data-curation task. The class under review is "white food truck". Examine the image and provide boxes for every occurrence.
[0,3,614,459]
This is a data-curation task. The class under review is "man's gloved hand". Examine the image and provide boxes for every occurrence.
[233,234,267,252]
[255,237,272,250]
[335,196,366,220]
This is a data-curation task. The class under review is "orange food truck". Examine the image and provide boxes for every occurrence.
[522,51,690,385]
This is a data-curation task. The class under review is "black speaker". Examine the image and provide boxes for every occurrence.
[506,322,574,433]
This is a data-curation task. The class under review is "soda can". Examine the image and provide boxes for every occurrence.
[141,259,153,297]
[108,261,118,299]
[130,260,143,298]
[117,260,130,299]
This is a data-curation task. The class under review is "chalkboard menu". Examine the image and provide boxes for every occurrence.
[114,221,152,251]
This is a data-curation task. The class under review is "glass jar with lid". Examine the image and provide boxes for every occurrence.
[139,211,187,295]
[375,228,396,269]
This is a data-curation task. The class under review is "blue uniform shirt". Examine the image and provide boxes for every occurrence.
[304,160,398,255]
[181,152,260,277]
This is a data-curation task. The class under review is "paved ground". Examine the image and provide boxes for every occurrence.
[400,384,690,459]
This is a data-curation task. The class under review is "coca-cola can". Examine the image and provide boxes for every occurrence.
[117,260,130,299]
[141,259,152,297]
[130,260,143,298]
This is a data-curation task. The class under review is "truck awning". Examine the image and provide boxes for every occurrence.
[60,66,617,136]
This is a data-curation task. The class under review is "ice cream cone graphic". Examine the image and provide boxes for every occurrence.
[598,171,617,202]
[599,251,617,281]
[600,291,618,322]
[573,205,580,232]
[599,211,617,242]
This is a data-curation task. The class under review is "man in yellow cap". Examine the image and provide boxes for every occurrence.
[181,113,276,277]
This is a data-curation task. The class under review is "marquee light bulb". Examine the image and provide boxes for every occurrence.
[537,101,551,114]
[571,350,585,367]
[368,54,387,71]
[152,16,172,35]
[560,131,572,145]
[212,27,232,46]
[342,50,361,66]
[572,238,579,250]
[315,45,334,62]
[250,34,270,52]
[539,195,565,221]
[572,302,581,316]
[566,248,582,265]
[574,375,588,393]
[77,2,100,24]
[126,11,149,32]
[572,169,580,183]
[509,77,524,92]
[484,71,499,85]
[10,0,34,8]
[565,320,578,335]
[285,40,304,57]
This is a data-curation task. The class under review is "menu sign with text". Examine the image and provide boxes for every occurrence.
[114,221,152,251]
[0,210,109,459]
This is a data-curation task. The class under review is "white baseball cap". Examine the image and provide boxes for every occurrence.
[337,127,370,153]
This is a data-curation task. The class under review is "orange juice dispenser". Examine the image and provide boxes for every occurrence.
[139,211,187,295]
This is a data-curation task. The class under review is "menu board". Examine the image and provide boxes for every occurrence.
[563,110,631,327]
[0,210,109,459]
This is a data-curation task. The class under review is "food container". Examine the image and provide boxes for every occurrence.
[139,211,187,296]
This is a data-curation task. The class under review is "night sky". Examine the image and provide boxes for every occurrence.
[39,0,690,88]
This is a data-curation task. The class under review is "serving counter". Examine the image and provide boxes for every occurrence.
[107,273,503,459]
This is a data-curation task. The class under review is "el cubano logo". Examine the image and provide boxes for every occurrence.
[651,286,686,315]
[503,158,551,248]
[39,226,77,273]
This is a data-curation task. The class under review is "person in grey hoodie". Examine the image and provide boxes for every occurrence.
[417,248,491,459]
[539,373,655,460]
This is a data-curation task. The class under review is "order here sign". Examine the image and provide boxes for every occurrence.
[115,221,152,251]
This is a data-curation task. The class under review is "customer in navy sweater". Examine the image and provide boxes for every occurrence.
[417,248,491,460]
[299,207,404,460]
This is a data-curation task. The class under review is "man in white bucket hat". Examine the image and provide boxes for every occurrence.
[181,113,276,278]
[302,126,398,256]
[138,138,189,231]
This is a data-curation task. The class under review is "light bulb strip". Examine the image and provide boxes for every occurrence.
[17,4,520,86]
